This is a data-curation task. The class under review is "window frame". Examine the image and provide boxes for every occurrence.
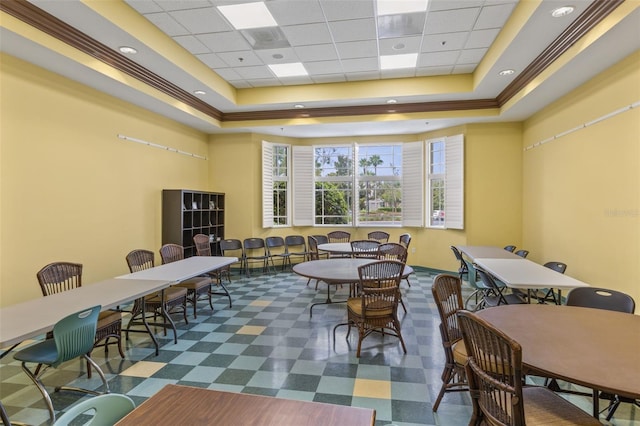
[262,141,291,228]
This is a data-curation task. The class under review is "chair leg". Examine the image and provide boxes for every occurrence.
[21,362,56,423]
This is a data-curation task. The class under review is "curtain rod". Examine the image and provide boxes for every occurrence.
[524,100,639,151]
[117,134,207,160]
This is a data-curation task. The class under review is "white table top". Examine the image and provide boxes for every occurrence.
[473,258,590,290]
[0,278,170,347]
[456,245,522,260]
[317,242,355,254]
[116,256,238,282]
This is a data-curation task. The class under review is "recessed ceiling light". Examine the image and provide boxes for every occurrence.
[217,2,277,30]
[118,46,137,54]
[499,69,515,76]
[269,63,308,78]
[294,104,305,109]
[194,90,206,95]
[380,53,418,70]
[392,43,406,50]
[551,6,575,18]
[387,99,397,104]
[377,0,428,16]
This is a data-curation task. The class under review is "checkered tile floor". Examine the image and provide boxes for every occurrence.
[1,267,638,425]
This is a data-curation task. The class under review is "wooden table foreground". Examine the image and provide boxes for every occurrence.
[116,384,375,426]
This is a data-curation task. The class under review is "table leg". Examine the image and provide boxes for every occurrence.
[309,282,349,318]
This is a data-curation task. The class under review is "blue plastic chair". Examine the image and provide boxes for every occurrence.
[13,305,109,423]
[54,394,135,425]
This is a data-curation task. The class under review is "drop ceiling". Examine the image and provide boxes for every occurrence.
[1,0,638,138]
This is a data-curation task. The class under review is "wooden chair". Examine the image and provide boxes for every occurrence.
[193,233,232,308]
[376,242,408,312]
[159,244,213,318]
[398,233,411,249]
[13,306,109,423]
[431,274,468,411]
[36,262,124,378]
[327,230,350,242]
[367,231,390,243]
[350,239,380,258]
[457,310,601,426]
[333,260,406,357]
[306,235,327,288]
[125,249,188,352]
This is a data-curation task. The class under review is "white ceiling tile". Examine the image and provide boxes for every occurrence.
[254,48,300,64]
[217,50,263,67]
[346,71,381,81]
[421,32,467,52]
[293,44,338,62]
[457,48,486,64]
[425,8,480,34]
[465,28,500,49]
[154,0,213,12]
[452,63,476,74]
[214,67,242,80]
[341,57,379,73]
[379,36,422,55]
[304,60,343,75]
[328,18,377,43]
[125,0,164,14]
[475,3,516,30]
[280,75,314,85]
[169,8,232,34]
[418,50,459,67]
[380,68,416,79]
[427,0,484,12]
[281,23,333,46]
[228,80,253,89]
[235,65,274,79]
[312,74,347,83]
[249,78,283,87]
[196,53,228,68]
[335,40,378,60]
[416,65,453,76]
[143,12,189,37]
[320,0,375,21]
[267,0,325,26]
[197,32,250,53]
[173,35,211,54]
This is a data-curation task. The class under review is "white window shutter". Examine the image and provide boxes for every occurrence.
[292,145,314,226]
[445,134,464,229]
[402,141,424,227]
[262,141,273,228]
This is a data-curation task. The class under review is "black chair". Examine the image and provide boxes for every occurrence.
[514,249,529,258]
[431,274,468,411]
[327,230,350,242]
[243,238,271,277]
[398,233,411,249]
[503,245,516,252]
[533,261,568,304]
[565,287,637,420]
[285,235,310,265]
[475,266,526,307]
[449,246,468,281]
[219,238,244,276]
[266,236,290,271]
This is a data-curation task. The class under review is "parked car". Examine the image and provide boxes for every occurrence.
[432,210,445,222]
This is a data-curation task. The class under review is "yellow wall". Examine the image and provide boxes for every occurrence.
[0,54,209,306]
[522,51,640,303]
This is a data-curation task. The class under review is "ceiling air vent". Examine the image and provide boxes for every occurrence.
[240,27,290,50]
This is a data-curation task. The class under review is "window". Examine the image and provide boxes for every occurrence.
[262,141,290,227]
[314,146,353,225]
[357,145,402,225]
[427,135,464,229]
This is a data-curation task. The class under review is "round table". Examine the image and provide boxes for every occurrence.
[476,304,640,415]
[293,258,373,317]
